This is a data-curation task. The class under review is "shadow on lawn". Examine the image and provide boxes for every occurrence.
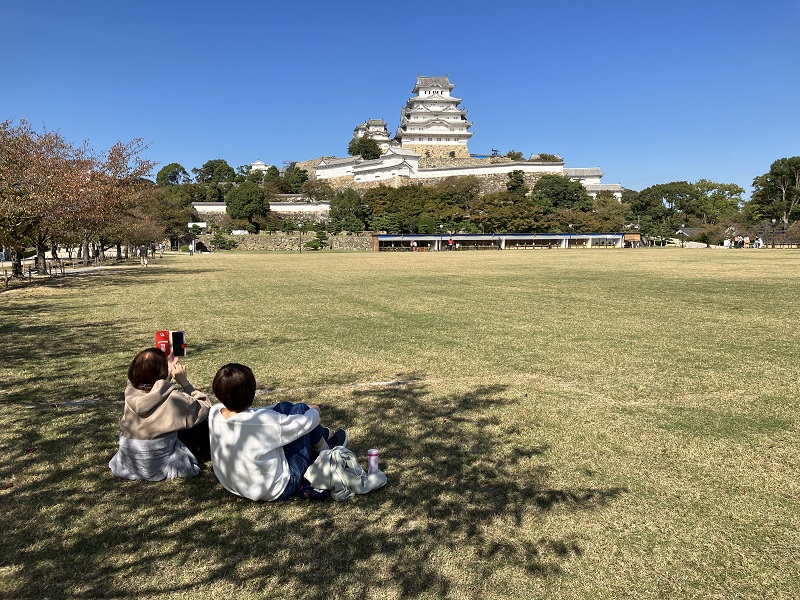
[1,379,627,598]
[1,264,225,405]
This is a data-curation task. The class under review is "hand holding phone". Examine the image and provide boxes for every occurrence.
[169,356,190,387]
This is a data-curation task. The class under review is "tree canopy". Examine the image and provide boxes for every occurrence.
[156,162,190,186]
[192,159,235,184]
[347,137,382,160]
[751,156,800,228]
[225,181,270,232]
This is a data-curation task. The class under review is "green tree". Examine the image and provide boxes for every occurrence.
[371,212,401,234]
[304,228,329,250]
[192,159,235,184]
[330,188,369,228]
[225,181,270,232]
[534,174,591,210]
[347,137,382,160]
[592,192,632,231]
[155,162,190,186]
[417,213,437,234]
[505,150,524,161]
[638,181,695,215]
[284,167,308,193]
[689,179,743,225]
[301,179,335,203]
[506,170,528,196]
[750,157,800,228]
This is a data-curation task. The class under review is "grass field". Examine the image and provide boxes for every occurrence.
[1,248,798,599]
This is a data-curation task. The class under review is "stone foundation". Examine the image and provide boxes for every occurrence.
[403,144,470,159]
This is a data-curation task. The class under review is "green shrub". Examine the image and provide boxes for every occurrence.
[211,232,238,250]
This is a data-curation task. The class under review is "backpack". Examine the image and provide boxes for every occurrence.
[304,446,388,501]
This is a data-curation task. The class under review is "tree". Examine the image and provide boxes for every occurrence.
[505,150,524,161]
[301,179,335,203]
[192,159,235,184]
[347,137,382,160]
[225,181,270,232]
[506,170,528,196]
[304,228,329,250]
[689,179,743,225]
[330,188,369,228]
[417,214,437,234]
[750,157,800,228]
[284,167,308,193]
[534,174,592,211]
[155,162,190,186]
[592,192,632,231]
[72,138,156,264]
[0,120,87,275]
[638,181,695,214]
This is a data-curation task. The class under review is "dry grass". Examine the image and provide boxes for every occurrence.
[1,248,798,598]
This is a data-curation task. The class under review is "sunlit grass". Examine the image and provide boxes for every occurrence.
[1,248,798,598]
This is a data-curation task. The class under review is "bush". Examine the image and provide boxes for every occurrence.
[211,232,238,250]
[304,229,329,250]
[536,153,562,162]
[180,245,190,252]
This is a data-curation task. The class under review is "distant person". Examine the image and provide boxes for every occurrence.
[138,244,148,267]
[109,348,212,481]
[159,242,164,258]
[208,363,348,501]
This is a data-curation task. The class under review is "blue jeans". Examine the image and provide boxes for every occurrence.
[272,402,324,500]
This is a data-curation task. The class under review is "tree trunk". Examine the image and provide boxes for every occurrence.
[81,237,90,265]
[11,248,24,278]
[35,233,48,272]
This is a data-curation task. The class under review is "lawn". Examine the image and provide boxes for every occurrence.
[1,248,798,598]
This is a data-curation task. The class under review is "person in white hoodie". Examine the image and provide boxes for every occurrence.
[109,348,211,481]
[208,363,347,501]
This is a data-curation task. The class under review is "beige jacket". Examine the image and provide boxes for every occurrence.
[120,379,211,440]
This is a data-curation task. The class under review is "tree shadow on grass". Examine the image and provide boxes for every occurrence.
[0,379,627,598]
[0,261,225,295]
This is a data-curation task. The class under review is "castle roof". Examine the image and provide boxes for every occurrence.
[413,75,455,93]
[564,167,603,177]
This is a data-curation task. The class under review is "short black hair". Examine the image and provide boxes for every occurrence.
[212,363,256,412]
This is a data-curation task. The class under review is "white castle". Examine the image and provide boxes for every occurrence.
[259,74,622,198]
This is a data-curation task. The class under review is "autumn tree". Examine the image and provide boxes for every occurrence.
[69,138,156,263]
[0,120,86,276]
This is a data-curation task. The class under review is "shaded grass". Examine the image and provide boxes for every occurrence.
[1,249,799,598]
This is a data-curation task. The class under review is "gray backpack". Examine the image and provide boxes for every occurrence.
[304,446,388,501]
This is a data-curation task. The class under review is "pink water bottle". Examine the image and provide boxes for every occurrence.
[367,449,380,474]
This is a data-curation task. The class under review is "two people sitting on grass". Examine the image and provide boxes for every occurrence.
[109,353,383,502]
[208,363,347,501]
[109,348,211,481]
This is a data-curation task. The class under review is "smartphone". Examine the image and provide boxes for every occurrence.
[171,330,187,357]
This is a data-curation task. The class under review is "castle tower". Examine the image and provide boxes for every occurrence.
[353,119,391,150]
[394,75,473,159]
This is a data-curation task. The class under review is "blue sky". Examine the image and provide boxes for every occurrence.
[2,1,798,195]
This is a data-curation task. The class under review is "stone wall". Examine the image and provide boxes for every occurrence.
[317,171,548,195]
[200,232,372,252]
[404,144,470,159]
[296,157,324,178]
